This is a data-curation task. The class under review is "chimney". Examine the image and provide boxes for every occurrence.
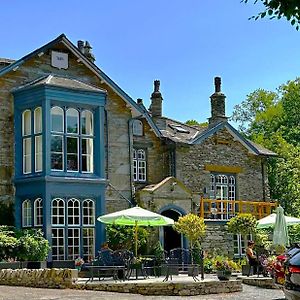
[137,98,143,105]
[208,76,228,127]
[149,80,163,118]
[77,40,84,54]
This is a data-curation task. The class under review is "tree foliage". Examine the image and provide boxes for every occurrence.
[185,119,208,127]
[227,213,257,235]
[232,78,300,216]
[173,213,206,248]
[242,0,300,30]
[106,224,149,254]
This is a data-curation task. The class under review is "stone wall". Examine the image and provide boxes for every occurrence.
[0,268,78,288]
[202,223,234,257]
[176,128,269,201]
[75,279,242,296]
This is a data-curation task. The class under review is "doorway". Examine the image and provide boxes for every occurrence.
[161,209,182,252]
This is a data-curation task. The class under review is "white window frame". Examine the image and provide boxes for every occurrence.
[22,109,31,136]
[22,199,32,227]
[34,198,43,226]
[51,198,65,226]
[51,135,64,171]
[23,137,32,174]
[133,149,147,182]
[67,228,81,260]
[83,227,95,261]
[34,107,42,134]
[233,234,252,258]
[52,228,65,261]
[82,199,95,226]
[82,138,93,173]
[51,106,64,133]
[81,110,93,136]
[67,198,80,225]
[66,136,79,172]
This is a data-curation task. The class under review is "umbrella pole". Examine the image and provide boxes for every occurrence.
[135,220,138,257]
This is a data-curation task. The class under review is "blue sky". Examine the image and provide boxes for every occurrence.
[1,0,300,123]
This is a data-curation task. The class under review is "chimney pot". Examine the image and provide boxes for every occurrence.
[137,98,143,105]
[149,80,163,118]
[77,40,84,54]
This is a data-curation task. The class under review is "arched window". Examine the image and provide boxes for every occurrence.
[81,110,93,136]
[34,107,42,134]
[66,108,79,134]
[51,198,65,225]
[82,199,95,225]
[67,198,80,225]
[229,176,236,201]
[132,119,143,136]
[133,149,146,182]
[22,110,31,136]
[34,107,43,172]
[51,106,64,133]
[34,198,43,226]
[22,199,32,227]
[22,109,32,174]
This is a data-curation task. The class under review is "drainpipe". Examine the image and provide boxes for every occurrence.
[128,119,135,205]
[261,157,266,201]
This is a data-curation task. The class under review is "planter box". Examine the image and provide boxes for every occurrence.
[47,260,75,269]
[242,264,253,276]
[22,261,47,269]
[0,262,21,269]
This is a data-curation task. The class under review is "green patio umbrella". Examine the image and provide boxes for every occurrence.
[97,206,174,256]
[272,206,290,247]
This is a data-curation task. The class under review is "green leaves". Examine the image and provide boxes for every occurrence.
[227,213,257,235]
[173,213,206,246]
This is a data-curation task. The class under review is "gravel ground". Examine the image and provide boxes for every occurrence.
[0,284,285,300]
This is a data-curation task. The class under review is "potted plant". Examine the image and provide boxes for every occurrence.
[213,256,233,280]
[75,257,85,271]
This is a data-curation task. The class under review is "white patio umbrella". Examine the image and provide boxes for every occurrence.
[273,206,290,247]
[257,211,300,229]
[97,206,174,256]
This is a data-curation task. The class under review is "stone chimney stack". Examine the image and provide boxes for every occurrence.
[77,40,96,63]
[149,80,163,118]
[208,76,228,127]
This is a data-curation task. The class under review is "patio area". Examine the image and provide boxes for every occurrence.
[75,274,243,296]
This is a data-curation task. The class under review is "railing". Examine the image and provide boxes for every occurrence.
[199,198,277,220]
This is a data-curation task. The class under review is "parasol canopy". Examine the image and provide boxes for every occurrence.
[272,206,290,247]
[257,211,300,229]
[97,206,174,256]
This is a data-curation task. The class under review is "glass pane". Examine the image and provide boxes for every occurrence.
[81,110,93,135]
[22,110,31,136]
[34,107,42,134]
[51,154,63,170]
[23,138,32,174]
[51,135,63,152]
[66,108,79,134]
[82,139,93,173]
[51,106,64,133]
[35,135,43,172]
[67,137,78,171]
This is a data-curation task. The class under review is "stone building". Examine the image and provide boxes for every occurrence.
[0,34,276,260]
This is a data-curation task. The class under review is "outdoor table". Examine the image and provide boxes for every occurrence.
[126,263,147,280]
[85,265,126,282]
[162,264,201,282]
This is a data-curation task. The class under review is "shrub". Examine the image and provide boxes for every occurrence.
[227,213,257,235]
[0,226,19,261]
[17,229,50,261]
[106,224,149,254]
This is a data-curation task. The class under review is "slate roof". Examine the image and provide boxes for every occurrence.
[159,117,207,144]
[0,58,15,65]
[13,75,107,93]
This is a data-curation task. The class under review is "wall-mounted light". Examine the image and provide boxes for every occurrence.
[170,181,177,191]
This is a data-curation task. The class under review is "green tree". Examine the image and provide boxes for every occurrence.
[232,78,300,216]
[173,213,206,251]
[185,119,208,127]
[242,0,300,30]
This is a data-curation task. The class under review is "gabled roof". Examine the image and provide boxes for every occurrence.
[0,34,161,137]
[140,176,192,195]
[158,117,207,144]
[190,121,277,156]
[13,75,107,94]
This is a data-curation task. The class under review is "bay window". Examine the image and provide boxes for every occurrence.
[51,106,94,173]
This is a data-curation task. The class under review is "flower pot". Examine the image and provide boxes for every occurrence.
[216,270,231,280]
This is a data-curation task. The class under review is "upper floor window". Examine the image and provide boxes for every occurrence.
[51,106,94,173]
[210,174,236,200]
[22,107,43,174]
[133,149,146,182]
[132,120,143,136]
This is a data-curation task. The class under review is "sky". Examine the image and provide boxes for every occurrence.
[1,0,300,124]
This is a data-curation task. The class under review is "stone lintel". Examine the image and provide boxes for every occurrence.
[204,164,243,174]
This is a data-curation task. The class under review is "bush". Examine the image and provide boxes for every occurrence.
[16,229,50,261]
[227,213,257,235]
[0,226,19,261]
[106,224,149,254]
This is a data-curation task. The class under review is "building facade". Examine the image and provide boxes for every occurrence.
[0,34,276,260]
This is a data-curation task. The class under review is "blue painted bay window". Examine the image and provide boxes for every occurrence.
[13,76,106,261]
